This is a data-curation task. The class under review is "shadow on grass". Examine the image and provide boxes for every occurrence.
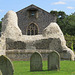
[28,69,60,72]
[28,70,60,75]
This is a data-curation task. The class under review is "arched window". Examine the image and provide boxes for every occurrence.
[27,23,38,35]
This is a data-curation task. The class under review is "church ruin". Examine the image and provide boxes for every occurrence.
[0,4,75,61]
[16,4,56,35]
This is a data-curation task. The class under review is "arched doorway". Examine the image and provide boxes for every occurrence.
[27,23,38,35]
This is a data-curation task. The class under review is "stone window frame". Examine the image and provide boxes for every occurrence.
[27,8,38,18]
[26,23,39,35]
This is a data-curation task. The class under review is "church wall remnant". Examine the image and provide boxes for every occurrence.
[1,5,75,61]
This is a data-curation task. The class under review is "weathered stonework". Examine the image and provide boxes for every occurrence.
[2,10,22,40]
[1,5,75,61]
[48,51,60,70]
[6,38,26,50]
[6,50,50,61]
[30,52,42,71]
[0,35,6,56]
[16,4,56,35]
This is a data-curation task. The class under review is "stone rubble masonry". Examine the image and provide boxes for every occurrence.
[1,10,75,61]
[2,10,22,40]
[16,4,56,35]
[0,34,6,56]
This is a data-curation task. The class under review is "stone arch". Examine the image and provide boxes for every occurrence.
[27,23,38,35]
[30,52,42,71]
[0,55,14,75]
[48,51,60,71]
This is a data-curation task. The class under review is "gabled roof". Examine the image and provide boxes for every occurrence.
[17,4,51,14]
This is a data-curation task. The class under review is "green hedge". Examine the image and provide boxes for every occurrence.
[65,34,75,51]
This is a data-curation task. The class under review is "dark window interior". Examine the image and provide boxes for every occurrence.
[28,8,38,18]
[27,23,38,35]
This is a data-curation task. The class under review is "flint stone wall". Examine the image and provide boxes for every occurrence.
[1,10,75,61]
[6,50,50,61]
[6,50,74,61]
[6,36,74,60]
[6,38,62,53]
[17,5,56,35]
[6,38,26,50]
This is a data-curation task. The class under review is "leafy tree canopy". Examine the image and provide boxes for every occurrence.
[50,11,75,36]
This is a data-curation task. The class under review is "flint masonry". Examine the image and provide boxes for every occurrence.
[16,4,56,35]
[1,4,74,61]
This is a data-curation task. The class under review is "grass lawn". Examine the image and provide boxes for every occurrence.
[13,60,75,75]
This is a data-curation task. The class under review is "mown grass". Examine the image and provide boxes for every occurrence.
[13,61,75,75]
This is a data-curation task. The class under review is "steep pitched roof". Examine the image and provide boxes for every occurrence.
[17,4,51,14]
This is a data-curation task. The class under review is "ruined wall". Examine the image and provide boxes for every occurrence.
[6,50,52,61]
[1,9,74,61]
[2,10,22,40]
[5,22,75,61]
[0,35,6,55]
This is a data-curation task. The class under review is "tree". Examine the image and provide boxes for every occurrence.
[56,11,67,34]
[50,10,58,16]
[50,10,67,19]
[64,15,75,35]
[50,10,75,35]
[72,12,75,15]
[58,11,67,19]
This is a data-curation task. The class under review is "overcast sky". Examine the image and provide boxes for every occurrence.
[0,0,75,21]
